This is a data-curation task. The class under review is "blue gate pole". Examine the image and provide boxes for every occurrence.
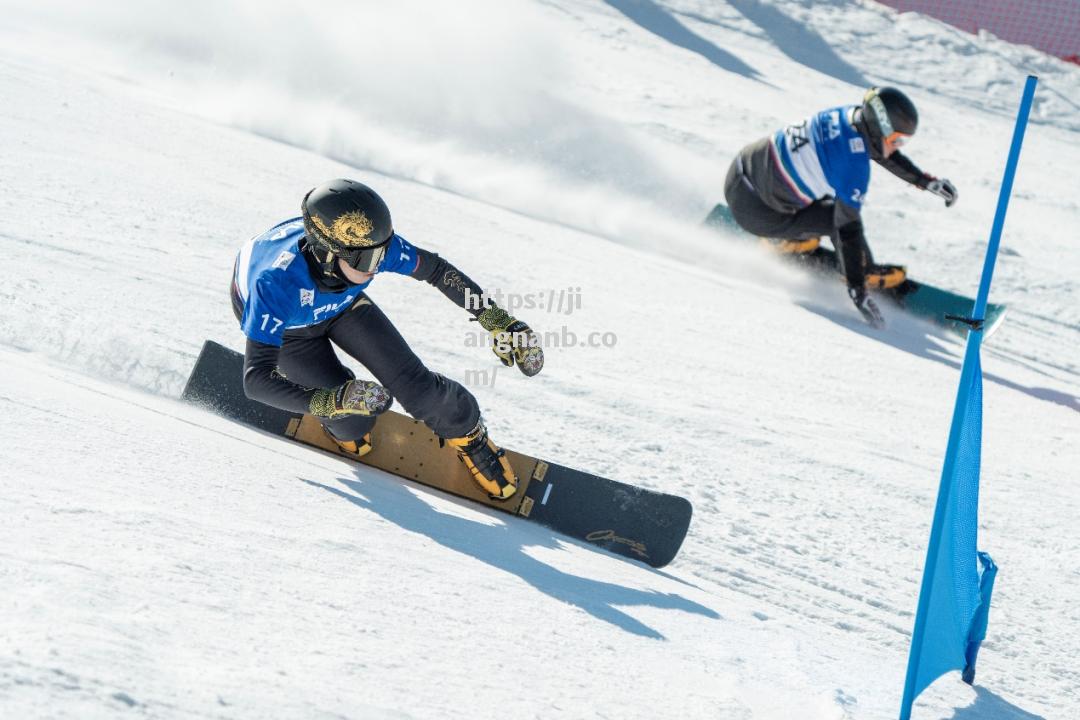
[898,75,1038,720]
[972,75,1039,320]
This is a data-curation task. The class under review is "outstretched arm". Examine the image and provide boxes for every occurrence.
[409,247,488,316]
[875,151,958,206]
[408,246,544,376]
[875,150,925,187]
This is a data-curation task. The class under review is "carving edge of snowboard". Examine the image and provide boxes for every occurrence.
[703,204,1008,336]
[182,340,692,568]
[792,247,1009,337]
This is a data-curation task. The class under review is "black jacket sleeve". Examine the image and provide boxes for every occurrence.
[409,247,488,317]
[874,150,929,189]
[242,339,319,414]
[833,199,872,289]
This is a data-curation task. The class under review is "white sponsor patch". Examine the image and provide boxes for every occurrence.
[299,288,315,307]
[849,136,866,154]
[272,251,296,270]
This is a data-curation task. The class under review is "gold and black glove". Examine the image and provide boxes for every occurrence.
[475,307,544,377]
[310,379,393,418]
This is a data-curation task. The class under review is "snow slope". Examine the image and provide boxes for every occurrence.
[1,2,1078,718]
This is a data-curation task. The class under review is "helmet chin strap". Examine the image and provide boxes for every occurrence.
[317,245,360,285]
[299,237,351,292]
[320,249,337,278]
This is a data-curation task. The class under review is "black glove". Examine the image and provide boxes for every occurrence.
[309,379,393,418]
[923,176,958,207]
[475,307,544,377]
[849,286,885,329]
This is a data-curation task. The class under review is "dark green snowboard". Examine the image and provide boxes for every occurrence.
[704,203,1007,336]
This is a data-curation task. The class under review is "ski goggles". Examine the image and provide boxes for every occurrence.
[884,131,911,151]
[866,93,911,150]
[335,238,390,272]
[876,132,911,155]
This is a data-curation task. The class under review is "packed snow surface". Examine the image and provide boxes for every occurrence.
[2,1,1078,718]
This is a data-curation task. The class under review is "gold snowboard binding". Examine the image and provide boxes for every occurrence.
[446,419,518,501]
[326,429,374,459]
[865,264,907,290]
[759,236,821,254]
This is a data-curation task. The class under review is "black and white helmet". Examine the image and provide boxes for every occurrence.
[856,86,918,155]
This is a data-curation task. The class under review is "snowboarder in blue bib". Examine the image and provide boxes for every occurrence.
[721,86,958,327]
[231,179,544,500]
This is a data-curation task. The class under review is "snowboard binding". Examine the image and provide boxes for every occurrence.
[759,236,821,254]
[865,264,907,290]
[325,429,374,459]
[445,419,518,501]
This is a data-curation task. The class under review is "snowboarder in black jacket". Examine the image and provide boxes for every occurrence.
[231,179,544,500]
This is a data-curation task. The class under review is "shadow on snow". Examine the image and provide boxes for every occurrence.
[798,302,1080,414]
[602,0,765,82]
[725,0,869,87]
[947,685,1046,720]
[302,475,720,640]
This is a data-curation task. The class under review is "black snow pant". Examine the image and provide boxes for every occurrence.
[723,158,878,287]
[274,296,479,443]
[723,157,834,241]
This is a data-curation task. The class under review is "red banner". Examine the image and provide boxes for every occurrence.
[877,0,1080,64]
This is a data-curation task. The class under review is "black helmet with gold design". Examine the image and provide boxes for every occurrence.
[302,179,394,275]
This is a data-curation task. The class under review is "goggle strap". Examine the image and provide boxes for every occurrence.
[867,92,894,138]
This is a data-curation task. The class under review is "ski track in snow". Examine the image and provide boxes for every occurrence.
[1,1,1078,718]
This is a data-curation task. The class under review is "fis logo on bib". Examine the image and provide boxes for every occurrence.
[313,295,355,321]
[299,288,315,307]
